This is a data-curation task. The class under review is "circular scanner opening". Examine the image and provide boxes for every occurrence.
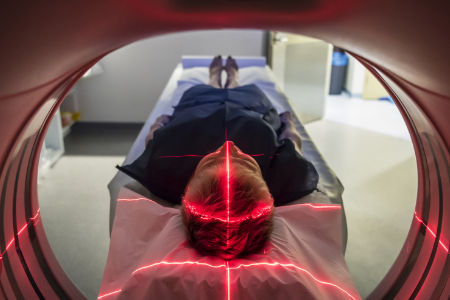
[36,30,417,299]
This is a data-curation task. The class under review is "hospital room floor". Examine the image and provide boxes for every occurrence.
[37,94,417,299]
[304,95,417,299]
[37,123,141,300]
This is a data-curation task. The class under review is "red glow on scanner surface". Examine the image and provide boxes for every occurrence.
[414,211,449,253]
[0,209,40,261]
[225,140,231,300]
[226,140,230,248]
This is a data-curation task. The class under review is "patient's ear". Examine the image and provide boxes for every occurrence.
[124,180,176,208]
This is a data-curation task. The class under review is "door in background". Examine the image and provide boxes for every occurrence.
[268,32,332,123]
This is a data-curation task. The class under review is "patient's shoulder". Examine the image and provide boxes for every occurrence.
[124,180,178,208]
[278,184,331,207]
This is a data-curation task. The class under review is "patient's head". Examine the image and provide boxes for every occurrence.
[181,141,274,260]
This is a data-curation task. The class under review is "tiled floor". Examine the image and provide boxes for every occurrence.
[37,94,417,299]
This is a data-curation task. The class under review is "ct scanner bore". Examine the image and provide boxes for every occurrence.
[1,0,450,299]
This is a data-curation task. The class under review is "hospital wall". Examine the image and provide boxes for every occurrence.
[74,30,267,123]
[345,56,366,97]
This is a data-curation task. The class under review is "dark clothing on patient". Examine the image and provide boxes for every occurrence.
[118,84,318,206]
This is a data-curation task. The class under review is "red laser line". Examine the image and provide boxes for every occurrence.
[17,223,28,236]
[118,198,156,203]
[184,202,271,223]
[226,141,230,249]
[228,262,358,300]
[414,212,449,253]
[119,198,327,222]
[286,203,341,210]
[158,155,206,158]
[303,204,340,209]
[158,153,273,158]
[0,209,40,261]
[302,204,341,209]
[226,261,230,300]
[126,260,357,300]
[97,289,122,299]
[132,261,226,275]
[30,208,40,219]
[120,197,272,223]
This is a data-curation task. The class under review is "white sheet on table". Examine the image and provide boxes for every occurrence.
[99,187,360,300]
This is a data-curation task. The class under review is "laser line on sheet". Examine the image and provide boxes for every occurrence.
[97,289,122,299]
[125,259,358,300]
[118,198,156,203]
[158,153,272,158]
[122,197,329,222]
[228,262,358,300]
[279,203,342,210]
[132,261,226,274]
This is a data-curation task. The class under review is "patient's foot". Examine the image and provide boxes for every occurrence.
[224,56,239,89]
[208,55,223,89]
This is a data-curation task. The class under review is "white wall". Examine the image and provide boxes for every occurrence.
[75,30,266,123]
[345,55,366,97]
[283,42,332,123]
[270,32,332,123]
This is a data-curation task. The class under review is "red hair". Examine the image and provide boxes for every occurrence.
[181,163,274,260]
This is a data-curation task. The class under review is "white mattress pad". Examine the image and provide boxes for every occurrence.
[99,187,360,300]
